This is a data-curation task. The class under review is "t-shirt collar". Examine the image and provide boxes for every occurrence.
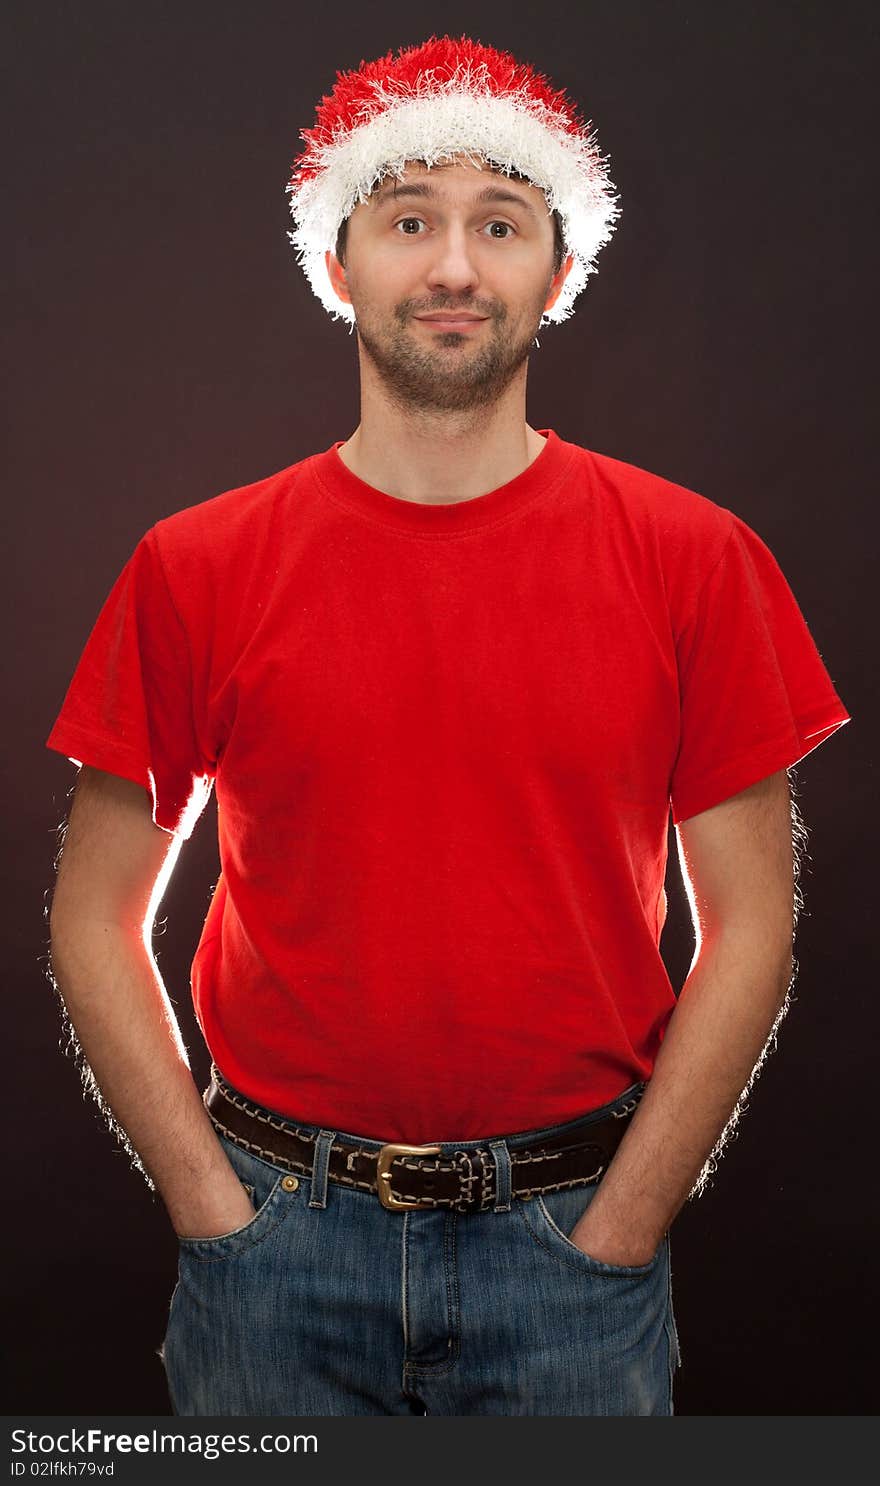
[309,428,571,534]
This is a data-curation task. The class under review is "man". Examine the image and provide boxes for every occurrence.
[47,36,851,1416]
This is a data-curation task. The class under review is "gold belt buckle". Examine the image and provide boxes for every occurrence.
[375,1142,443,1210]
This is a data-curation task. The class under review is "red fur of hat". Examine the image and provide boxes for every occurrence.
[292,34,586,181]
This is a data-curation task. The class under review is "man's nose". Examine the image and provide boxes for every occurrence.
[423,226,481,296]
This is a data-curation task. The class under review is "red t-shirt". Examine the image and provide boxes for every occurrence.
[46,429,851,1142]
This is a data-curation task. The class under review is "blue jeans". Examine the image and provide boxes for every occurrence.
[159,1083,681,1415]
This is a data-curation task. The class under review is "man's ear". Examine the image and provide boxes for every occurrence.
[325,248,351,307]
[543,252,575,315]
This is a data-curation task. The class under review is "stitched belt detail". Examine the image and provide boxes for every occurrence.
[204,1067,643,1214]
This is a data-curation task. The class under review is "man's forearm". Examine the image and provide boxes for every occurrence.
[572,927,793,1264]
[49,918,254,1237]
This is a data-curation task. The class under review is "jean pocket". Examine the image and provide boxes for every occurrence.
[523,1186,664,1277]
[177,1134,301,1263]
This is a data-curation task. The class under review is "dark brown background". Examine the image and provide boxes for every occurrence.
[5,0,874,1415]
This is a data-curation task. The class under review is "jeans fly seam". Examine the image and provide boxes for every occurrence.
[401,1214,461,1375]
[442,1211,461,1363]
[401,1211,411,1362]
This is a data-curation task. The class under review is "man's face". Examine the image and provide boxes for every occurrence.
[327,158,571,414]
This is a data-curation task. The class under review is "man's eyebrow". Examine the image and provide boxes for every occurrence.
[370,181,541,220]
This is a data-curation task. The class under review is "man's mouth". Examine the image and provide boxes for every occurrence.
[414,314,489,330]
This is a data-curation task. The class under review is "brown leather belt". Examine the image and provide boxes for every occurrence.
[204,1067,644,1214]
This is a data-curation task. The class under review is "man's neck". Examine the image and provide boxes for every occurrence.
[336,408,547,507]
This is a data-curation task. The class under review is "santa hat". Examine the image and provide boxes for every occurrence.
[287,34,620,327]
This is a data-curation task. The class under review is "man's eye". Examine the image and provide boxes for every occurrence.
[395,218,425,234]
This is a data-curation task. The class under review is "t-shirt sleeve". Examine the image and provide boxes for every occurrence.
[669,514,852,825]
[46,527,214,838]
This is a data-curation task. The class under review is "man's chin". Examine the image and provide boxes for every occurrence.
[357,323,534,405]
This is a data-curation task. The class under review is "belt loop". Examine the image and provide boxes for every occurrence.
[489,1138,512,1212]
[308,1129,336,1209]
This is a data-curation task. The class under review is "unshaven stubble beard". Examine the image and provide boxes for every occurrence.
[352,285,552,415]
